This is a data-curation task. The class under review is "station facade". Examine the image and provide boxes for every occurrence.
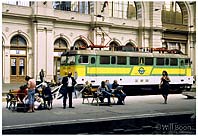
[2,1,196,83]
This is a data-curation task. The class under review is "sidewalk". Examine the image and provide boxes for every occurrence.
[2,94,196,127]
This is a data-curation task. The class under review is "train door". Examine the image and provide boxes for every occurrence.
[179,59,185,76]
[88,54,97,84]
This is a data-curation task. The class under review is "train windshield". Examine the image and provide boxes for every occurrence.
[61,55,75,65]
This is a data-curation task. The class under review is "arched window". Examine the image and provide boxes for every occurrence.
[73,39,88,50]
[123,43,136,51]
[108,1,136,19]
[162,2,182,24]
[54,38,68,49]
[53,1,94,14]
[10,35,27,47]
[109,42,121,51]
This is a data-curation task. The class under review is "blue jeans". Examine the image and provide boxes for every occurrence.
[102,90,111,105]
[28,89,35,105]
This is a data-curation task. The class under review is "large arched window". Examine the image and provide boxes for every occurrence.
[109,41,121,51]
[162,2,182,24]
[108,1,136,19]
[123,43,136,51]
[54,38,68,49]
[10,35,27,47]
[73,39,88,50]
[53,1,94,14]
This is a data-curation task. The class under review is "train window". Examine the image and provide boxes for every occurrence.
[111,56,116,64]
[180,60,184,66]
[60,56,67,64]
[139,57,145,65]
[170,58,178,66]
[100,56,110,64]
[91,57,95,64]
[130,57,138,65]
[185,59,190,66]
[156,58,164,65]
[165,58,169,65]
[67,56,75,65]
[117,56,126,65]
[78,55,88,64]
[145,58,153,65]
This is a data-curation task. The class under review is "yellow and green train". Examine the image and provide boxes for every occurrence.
[60,50,193,93]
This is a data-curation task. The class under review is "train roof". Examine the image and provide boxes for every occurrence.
[62,50,189,59]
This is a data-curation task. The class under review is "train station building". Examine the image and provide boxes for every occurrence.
[2,1,196,83]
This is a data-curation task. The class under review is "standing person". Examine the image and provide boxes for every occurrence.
[39,69,45,83]
[62,72,77,108]
[25,76,36,112]
[159,71,170,104]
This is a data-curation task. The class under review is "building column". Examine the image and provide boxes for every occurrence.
[3,46,10,83]
[149,2,163,48]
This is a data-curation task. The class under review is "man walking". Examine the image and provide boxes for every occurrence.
[62,72,77,108]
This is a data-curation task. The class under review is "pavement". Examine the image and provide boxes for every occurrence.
[2,94,196,132]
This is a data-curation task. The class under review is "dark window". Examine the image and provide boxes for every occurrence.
[180,60,184,66]
[165,58,169,65]
[156,58,164,65]
[170,58,178,66]
[91,57,95,64]
[100,56,110,64]
[145,58,153,65]
[185,59,190,65]
[78,56,88,63]
[111,56,116,64]
[117,56,126,65]
[130,57,138,65]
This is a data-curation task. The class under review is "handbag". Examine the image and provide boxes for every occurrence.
[59,86,66,95]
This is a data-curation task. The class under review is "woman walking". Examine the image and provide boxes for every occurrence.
[160,71,170,104]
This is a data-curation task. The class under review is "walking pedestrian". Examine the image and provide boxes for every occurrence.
[159,71,170,104]
[62,72,77,108]
[25,75,36,112]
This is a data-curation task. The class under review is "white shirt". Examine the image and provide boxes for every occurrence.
[67,77,72,87]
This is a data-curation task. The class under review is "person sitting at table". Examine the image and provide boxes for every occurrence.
[112,80,126,105]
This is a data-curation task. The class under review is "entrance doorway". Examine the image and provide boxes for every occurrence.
[10,57,26,83]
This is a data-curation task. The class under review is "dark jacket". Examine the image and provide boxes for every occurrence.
[62,76,77,88]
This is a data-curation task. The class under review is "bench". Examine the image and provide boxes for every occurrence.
[6,90,18,111]
[6,89,28,112]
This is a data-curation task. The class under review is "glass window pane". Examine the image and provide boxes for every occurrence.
[156,58,164,65]
[100,56,110,64]
[91,57,95,64]
[11,59,16,75]
[130,57,138,65]
[111,56,116,64]
[79,56,88,64]
[19,58,25,75]
[170,58,178,66]
[117,56,126,65]
[145,58,153,65]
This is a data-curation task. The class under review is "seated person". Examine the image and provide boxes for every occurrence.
[105,80,112,92]
[41,82,53,109]
[34,93,44,110]
[97,81,112,105]
[17,85,28,104]
[112,80,126,105]
[81,81,92,95]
